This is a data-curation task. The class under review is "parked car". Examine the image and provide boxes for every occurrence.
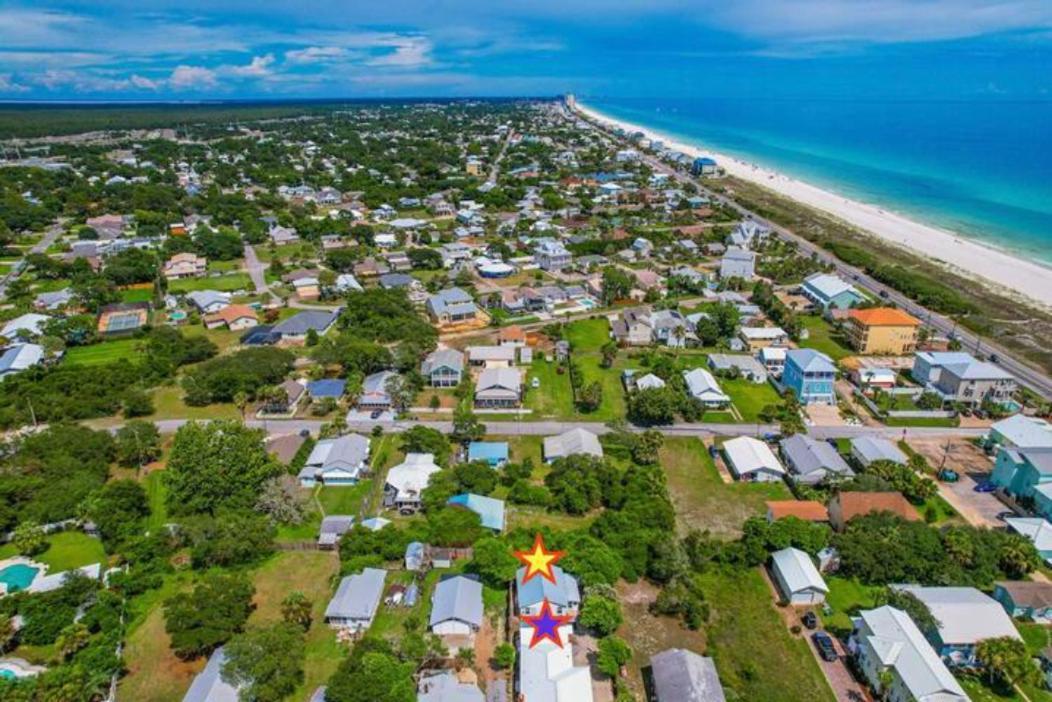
[370,409,384,419]
[802,611,818,630]
[975,481,997,493]
[812,632,838,662]
[938,468,959,482]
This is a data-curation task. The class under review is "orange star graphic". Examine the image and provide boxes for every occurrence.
[514,533,565,584]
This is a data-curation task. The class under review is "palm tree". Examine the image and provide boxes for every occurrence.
[234,391,249,421]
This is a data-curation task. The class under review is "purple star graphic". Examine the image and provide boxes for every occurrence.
[522,598,573,648]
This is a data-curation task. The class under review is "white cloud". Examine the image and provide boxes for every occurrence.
[130,74,159,89]
[0,73,29,92]
[285,46,348,64]
[227,53,274,77]
[366,36,433,67]
[169,64,218,89]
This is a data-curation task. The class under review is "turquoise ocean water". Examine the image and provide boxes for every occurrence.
[584,97,1052,266]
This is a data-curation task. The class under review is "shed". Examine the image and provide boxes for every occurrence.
[467,441,509,466]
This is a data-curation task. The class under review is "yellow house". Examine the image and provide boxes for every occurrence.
[845,307,921,355]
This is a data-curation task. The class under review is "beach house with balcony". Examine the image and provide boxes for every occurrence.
[782,349,836,405]
[846,308,921,355]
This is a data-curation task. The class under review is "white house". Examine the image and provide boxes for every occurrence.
[543,428,603,462]
[429,575,484,643]
[324,568,386,630]
[384,453,441,513]
[770,547,828,605]
[722,437,786,482]
[682,368,731,408]
[298,434,370,487]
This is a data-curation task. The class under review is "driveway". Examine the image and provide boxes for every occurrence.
[908,437,1004,527]
[809,634,870,702]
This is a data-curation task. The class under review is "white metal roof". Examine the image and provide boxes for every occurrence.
[771,547,828,595]
[722,437,785,477]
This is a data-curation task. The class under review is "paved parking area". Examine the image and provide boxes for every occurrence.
[908,437,1004,527]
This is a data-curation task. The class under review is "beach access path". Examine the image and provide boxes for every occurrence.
[570,102,1052,401]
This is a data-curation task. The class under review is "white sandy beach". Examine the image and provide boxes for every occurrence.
[574,101,1052,310]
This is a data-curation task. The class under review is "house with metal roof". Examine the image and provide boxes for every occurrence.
[517,622,593,702]
[272,309,340,341]
[448,494,505,532]
[417,671,484,702]
[770,547,828,605]
[543,428,603,463]
[181,647,240,702]
[650,648,726,702]
[186,290,231,314]
[993,447,1052,522]
[719,247,755,280]
[801,273,864,310]
[894,585,1021,666]
[427,288,479,325]
[1,313,51,340]
[298,434,370,487]
[317,515,355,549]
[683,368,731,408]
[782,349,837,405]
[405,541,427,571]
[357,370,397,410]
[1003,516,1052,564]
[474,368,521,409]
[422,348,465,387]
[515,565,581,618]
[467,441,509,466]
[384,453,441,513]
[0,343,44,379]
[429,575,484,640]
[850,436,908,467]
[707,354,767,384]
[987,415,1052,452]
[850,606,968,702]
[779,434,854,485]
[324,568,386,630]
[722,437,785,483]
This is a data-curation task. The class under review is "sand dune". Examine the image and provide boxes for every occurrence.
[575,101,1052,310]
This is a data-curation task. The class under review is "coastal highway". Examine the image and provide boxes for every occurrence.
[570,106,1052,400]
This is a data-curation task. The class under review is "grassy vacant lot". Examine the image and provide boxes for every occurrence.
[698,568,836,702]
[148,385,240,421]
[799,315,853,361]
[63,338,141,366]
[660,437,790,538]
[721,377,781,422]
[574,354,627,421]
[120,287,154,303]
[564,317,610,352]
[317,482,373,517]
[522,358,576,418]
[248,551,343,700]
[144,470,168,531]
[167,272,253,293]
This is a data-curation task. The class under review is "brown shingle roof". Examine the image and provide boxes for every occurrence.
[996,580,1052,609]
[766,500,830,522]
[835,491,920,523]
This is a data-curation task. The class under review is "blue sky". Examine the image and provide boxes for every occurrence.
[1,0,1050,99]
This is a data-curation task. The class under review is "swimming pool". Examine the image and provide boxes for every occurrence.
[0,669,15,680]
[0,564,39,593]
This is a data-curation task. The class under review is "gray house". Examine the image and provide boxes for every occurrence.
[707,353,767,383]
[850,436,908,467]
[719,247,756,280]
[272,309,340,341]
[650,649,726,702]
[912,351,1017,408]
[317,515,355,549]
[780,434,854,485]
[358,370,397,410]
[182,647,240,702]
[325,568,387,630]
[429,575,484,639]
[421,348,465,387]
[474,368,521,408]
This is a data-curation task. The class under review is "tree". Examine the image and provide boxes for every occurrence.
[400,425,451,466]
[222,623,306,702]
[631,430,664,465]
[427,508,483,548]
[596,635,632,677]
[122,388,155,417]
[12,521,45,556]
[600,267,633,305]
[164,573,255,659]
[493,642,516,670]
[0,614,14,653]
[166,420,281,515]
[55,622,90,660]
[627,387,679,425]
[874,588,940,634]
[86,479,149,548]
[255,475,309,525]
[577,380,603,412]
[468,536,519,586]
[578,595,623,637]
[975,636,1041,689]
[281,592,314,631]
[451,405,486,443]
[326,640,416,702]
[114,419,161,469]
[184,511,275,568]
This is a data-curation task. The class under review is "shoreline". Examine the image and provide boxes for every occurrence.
[573,100,1052,310]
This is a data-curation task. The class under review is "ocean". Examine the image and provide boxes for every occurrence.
[583,96,1052,265]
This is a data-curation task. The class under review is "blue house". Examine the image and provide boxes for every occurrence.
[782,349,836,405]
[691,157,718,176]
[991,448,1052,520]
[307,379,347,400]
[467,441,509,467]
[800,273,864,310]
[448,493,505,532]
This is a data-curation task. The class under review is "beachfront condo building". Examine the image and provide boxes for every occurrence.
[845,307,920,355]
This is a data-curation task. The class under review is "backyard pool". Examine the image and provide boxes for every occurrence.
[0,564,39,593]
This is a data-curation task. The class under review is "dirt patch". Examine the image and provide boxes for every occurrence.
[806,403,846,427]
[615,580,707,700]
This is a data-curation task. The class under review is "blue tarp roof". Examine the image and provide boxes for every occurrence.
[468,441,509,463]
[308,379,347,398]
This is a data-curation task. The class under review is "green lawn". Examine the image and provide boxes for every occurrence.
[821,577,882,635]
[120,287,155,303]
[63,338,142,366]
[659,437,790,538]
[144,470,169,532]
[0,531,106,572]
[697,568,837,702]
[522,358,576,418]
[722,377,782,422]
[884,415,962,428]
[317,481,373,517]
[564,317,610,352]
[147,385,240,421]
[799,316,853,361]
[574,354,627,421]
[167,272,253,293]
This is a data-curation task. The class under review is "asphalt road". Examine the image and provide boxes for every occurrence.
[573,108,1052,400]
